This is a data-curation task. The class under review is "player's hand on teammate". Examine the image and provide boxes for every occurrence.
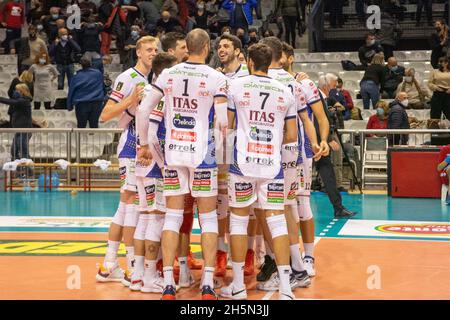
[312,143,322,161]
[296,72,309,81]
[129,84,145,107]
[137,145,152,167]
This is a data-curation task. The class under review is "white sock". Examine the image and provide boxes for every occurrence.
[304,243,314,258]
[290,244,305,272]
[133,255,145,278]
[265,241,275,259]
[125,246,134,271]
[247,236,255,251]
[202,267,215,287]
[144,259,157,280]
[231,261,245,290]
[105,240,120,264]
[163,266,175,286]
[277,265,292,294]
[218,237,226,252]
[178,256,189,276]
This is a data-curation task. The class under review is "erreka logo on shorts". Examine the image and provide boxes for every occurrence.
[168,143,196,153]
[375,223,450,236]
[249,126,273,142]
[173,114,196,129]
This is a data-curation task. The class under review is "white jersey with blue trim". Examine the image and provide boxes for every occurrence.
[150,62,228,168]
[223,64,249,79]
[228,74,297,179]
[110,67,149,159]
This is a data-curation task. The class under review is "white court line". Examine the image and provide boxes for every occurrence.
[261,292,274,300]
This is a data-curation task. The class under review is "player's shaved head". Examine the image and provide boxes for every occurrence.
[186,28,210,56]
[259,36,283,62]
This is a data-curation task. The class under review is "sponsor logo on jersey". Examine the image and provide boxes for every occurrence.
[131,72,138,79]
[249,110,275,123]
[247,142,274,155]
[238,100,251,107]
[192,171,212,192]
[171,129,197,142]
[198,90,210,97]
[282,161,297,170]
[375,223,450,236]
[249,127,273,142]
[111,90,124,100]
[244,92,251,98]
[245,156,274,166]
[145,185,156,205]
[199,81,206,88]
[234,182,253,202]
[164,170,181,190]
[287,182,298,200]
[168,79,173,85]
[168,143,196,153]
[173,114,196,129]
[119,166,126,186]
[173,97,198,110]
[116,82,124,91]
[267,183,284,204]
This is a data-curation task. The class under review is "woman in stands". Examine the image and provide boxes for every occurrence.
[28,51,58,110]
[366,100,389,137]
[0,84,33,161]
[429,56,450,120]
[359,53,386,110]
[8,70,34,99]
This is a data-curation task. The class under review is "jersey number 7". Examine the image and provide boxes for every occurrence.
[260,92,270,110]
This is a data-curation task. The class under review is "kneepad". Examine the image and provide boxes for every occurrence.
[145,214,165,242]
[162,209,184,233]
[112,202,126,226]
[124,204,139,227]
[297,196,313,221]
[266,214,288,239]
[217,193,229,220]
[229,213,249,236]
[134,214,150,240]
[199,211,218,234]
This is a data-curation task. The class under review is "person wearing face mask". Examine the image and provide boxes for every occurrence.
[396,68,431,109]
[387,91,410,146]
[247,27,258,46]
[11,24,48,74]
[42,7,66,43]
[1,0,25,54]
[367,100,389,134]
[430,19,449,69]
[336,77,354,115]
[382,57,405,99]
[35,23,48,44]
[429,56,450,120]
[123,26,141,69]
[49,28,81,90]
[222,0,258,34]
[358,33,384,68]
[194,1,210,30]
[161,0,178,17]
[28,52,58,110]
[156,10,181,33]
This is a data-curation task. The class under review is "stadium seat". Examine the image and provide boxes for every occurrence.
[362,110,375,120]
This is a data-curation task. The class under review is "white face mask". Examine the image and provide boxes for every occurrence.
[61,35,68,41]
[368,39,375,46]
[401,99,409,107]
[39,58,46,64]
[405,76,413,82]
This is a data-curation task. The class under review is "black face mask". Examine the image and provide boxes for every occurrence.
[436,27,442,32]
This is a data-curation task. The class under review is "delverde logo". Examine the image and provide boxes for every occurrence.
[375,223,450,236]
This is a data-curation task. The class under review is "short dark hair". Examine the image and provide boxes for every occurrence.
[281,41,294,58]
[161,32,185,52]
[365,32,376,39]
[152,53,177,76]
[248,28,257,34]
[80,54,92,69]
[248,43,272,73]
[337,77,343,85]
[259,36,282,62]
[217,34,242,51]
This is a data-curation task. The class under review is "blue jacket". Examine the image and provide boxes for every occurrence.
[222,0,257,28]
[67,68,105,110]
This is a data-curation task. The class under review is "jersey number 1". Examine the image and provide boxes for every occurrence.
[182,79,189,97]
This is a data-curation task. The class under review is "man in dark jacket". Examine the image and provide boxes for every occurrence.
[67,55,105,128]
[388,91,410,145]
[358,33,384,68]
[430,20,448,69]
[382,57,405,99]
[377,11,402,61]
[49,28,81,90]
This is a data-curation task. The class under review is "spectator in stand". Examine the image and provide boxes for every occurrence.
[329,0,344,28]
[11,25,48,74]
[29,51,58,110]
[8,70,34,99]
[79,0,98,16]
[138,0,160,33]
[194,1,211,30]
[29,0,46,25]
[337,78,354,116]
[382,57,405,99]
[387,91,410,145]
[42,7,66,43]
[247,27,259,46]
[44,0,68,12]
[156,10,181,32]
[67,55,105,128]
[429,56,450,120]
[276,0,302,48]
[396,68,431,109]
[36,22,49,45]
[416,0,433,27]
[0,84,33,161]
[367,100,389,133]
[430,19,449,69]
[49,28,81,90]
[360,53,386,110]
[329,78,349,122]
[2,0,25,54]
[98,0,114,55]
[80,16,102,54]
[123,25,141,69]
[235,27,248,48]
[222,0,257,34]
[123,0,141,28]
[377,11,402,61]
[161,0,178,17]
[262,29,274,38]
[358,33,384,68]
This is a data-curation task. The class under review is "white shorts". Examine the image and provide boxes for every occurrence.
[228,173,285,211]
[119,158,137,193]
[164,166,218,198]
[284,166,300,205]
[136,176,166,212]
[298,157,313,196]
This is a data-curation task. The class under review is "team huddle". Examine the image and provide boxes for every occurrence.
[96,28,330,300]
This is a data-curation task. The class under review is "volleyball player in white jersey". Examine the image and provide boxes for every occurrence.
[129,53,178,294]
[137,29,228,300]
[96,36,158,286]
[281,42,331,277]
[221,43,298,300]
[214,34,256,278]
